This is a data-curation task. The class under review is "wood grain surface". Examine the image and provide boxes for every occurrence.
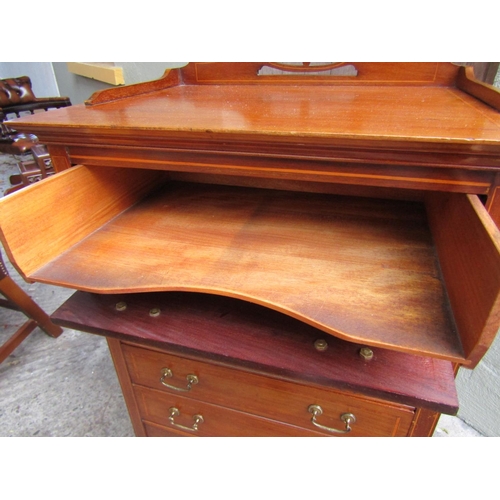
[31,179,462,361]
[427,192,500,367]
[125,344,417,436]
[0,165,167,277]
[2,63,500,368]
[8,83,500,146]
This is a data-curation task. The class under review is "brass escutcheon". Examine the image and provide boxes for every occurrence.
[115,301,127,312]
[149,308,161,317]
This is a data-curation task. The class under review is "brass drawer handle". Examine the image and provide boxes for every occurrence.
[160,368,199,392]
[168,407,204,432]
[307,405,356,434]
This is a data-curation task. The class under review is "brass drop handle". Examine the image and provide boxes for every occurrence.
[168,407,204,432]
[160,368,199,392]
[307,405,356,434]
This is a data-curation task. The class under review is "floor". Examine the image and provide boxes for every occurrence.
[0,151,484,437]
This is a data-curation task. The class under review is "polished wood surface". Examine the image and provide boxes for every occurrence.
[135,386,328,437]
[0,271,62,339]
[55,292,427,436]
[0,318,37,364]
[2,63,500,436]
[107,337,146,436]
[408,408,441,437]
[1,63,499,368]
[7,64,500,179]
[0,165,166,277]
[9,77,500,148]
[126,345,416,437]
[6,64,500,219]
[1,252,63,364]
[51,290,458,414]
[6,171,500,364]
[11,176,454,360]
[13,84,500,141]
[427,193,500,366]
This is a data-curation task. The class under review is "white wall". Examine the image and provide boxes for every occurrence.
[457,326,500,436]
[117,62,187,85]
[0,62,60,97]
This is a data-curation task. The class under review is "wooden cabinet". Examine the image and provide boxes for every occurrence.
[129,351,416,438]
[51,291,455,437]
[1,63,500,436]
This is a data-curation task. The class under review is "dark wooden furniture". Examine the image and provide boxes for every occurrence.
[3,144,57,195]
[0,250,62,364]
[0,121,37,157]
[0,76,71,119]
[1,62,500,436]
[0,76,70,194]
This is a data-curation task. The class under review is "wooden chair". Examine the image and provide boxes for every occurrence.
[0,250,63,364]
[3,144,56,195]
[0,76,71,194]
[0,76,71,119]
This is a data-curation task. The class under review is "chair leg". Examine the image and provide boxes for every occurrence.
[0,319,37,364]
[0,275,63,338]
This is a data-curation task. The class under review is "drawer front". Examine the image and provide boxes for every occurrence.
[123,343,415,437]
[134,385,324,437]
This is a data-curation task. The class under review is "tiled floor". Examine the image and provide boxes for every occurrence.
[0,151,483,437]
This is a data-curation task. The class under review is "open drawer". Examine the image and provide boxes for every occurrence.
[1,164,499,367]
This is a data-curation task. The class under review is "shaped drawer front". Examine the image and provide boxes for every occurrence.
[123,343,415,437]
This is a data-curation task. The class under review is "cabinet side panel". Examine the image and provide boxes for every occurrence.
[426,193,500,367]
[408,408,440,437]
[107,338,145,437]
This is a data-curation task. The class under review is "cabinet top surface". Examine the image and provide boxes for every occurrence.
[8,63,500,148]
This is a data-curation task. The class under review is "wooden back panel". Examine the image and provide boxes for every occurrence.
[85,62,466,107]
[180,62,460,86]
[0,165,167,278]
[426,193,500,367]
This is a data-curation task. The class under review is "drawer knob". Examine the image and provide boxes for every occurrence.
[307,404,356,434]
[359,347,374,361]
[160,368,199,392]
[314,339,328,352]
[168,407,204,432]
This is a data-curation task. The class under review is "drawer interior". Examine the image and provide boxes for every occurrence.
[1,164,499,365]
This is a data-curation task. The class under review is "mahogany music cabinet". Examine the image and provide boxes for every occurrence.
[2,63,500,437]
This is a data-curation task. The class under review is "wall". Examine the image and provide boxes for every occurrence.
[457,334,500,436]
[52,62,187,105]
[0,62,60,97]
